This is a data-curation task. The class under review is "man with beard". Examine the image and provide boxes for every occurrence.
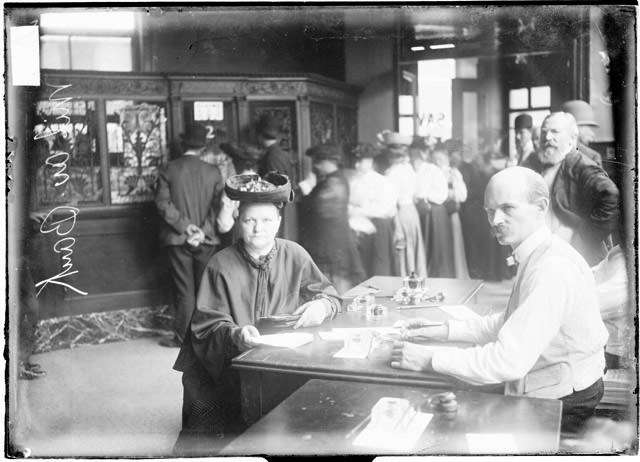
[391,167,609,435]
[521,112,619,265]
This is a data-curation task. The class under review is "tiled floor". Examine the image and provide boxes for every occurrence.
[9,282,514,457]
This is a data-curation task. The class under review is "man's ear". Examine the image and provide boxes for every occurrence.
[536,197,550,213]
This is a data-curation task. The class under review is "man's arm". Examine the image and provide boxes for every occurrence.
[200,167,224,240]
[578,163,620,238]
[155,165,191,235]
[431,261,570,385]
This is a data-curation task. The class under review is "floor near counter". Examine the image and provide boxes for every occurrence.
[10,337,183,457]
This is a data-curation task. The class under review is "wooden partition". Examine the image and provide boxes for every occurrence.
[28,71,359,319]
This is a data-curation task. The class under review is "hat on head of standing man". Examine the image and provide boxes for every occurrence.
[560,100,603,166]
[514,113,535,165]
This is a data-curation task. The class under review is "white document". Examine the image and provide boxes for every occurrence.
[333,345,370,359]
[332,327,398,337]
[318,331,344,342]
[465,433,518,453]
[253,333,313,348]
[439,305,482,321]
[353,412,433,450]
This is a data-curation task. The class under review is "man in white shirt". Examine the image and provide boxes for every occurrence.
[348,143,398,277]
[391,166,608,434]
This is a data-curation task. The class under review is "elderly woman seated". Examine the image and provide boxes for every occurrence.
[172,172,340,455]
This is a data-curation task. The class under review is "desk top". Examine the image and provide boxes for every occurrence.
[223,379,561,455]
[342,276,483,302]
[232,278,486,388]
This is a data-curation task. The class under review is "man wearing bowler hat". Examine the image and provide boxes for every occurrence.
[155,123,225,347]
[299,143,365,293]
[561,100,603,166]
[514,113,535,165]
[255,113,295,180]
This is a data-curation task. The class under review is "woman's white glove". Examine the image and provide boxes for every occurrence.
[235,325,261,351]
[292,299,332,329]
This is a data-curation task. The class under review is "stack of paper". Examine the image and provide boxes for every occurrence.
[602,368,635,409]
[352,405,433,450]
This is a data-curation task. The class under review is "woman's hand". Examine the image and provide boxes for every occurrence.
[292,299,332,329]
[235,325,261,351]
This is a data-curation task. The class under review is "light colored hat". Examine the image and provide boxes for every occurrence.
[377,130,413,147]
[561,100,599,126]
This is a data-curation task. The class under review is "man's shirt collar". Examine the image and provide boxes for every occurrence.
[512,226,552,266]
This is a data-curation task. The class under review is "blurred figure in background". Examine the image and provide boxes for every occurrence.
[411,138,451,277]
[348,143,397,278]
[200,127,236,182]
[435,142,470,279]
[379,131,427,278]
[299,144,365,293]
[561,100,603,166]
[514,113,535,164]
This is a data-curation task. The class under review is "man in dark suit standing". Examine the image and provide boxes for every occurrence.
[256,113,294,179]
[155,123,224,347]
[255,113,298,239]
[521,112,619,265]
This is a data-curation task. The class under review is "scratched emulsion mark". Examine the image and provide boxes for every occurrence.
[34,84,87,297]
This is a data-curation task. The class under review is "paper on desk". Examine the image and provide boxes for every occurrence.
[319,327,399,343]
[333,346,370,359]
[352,412,433,450]
[253,333,314,348]
[465,433,518,453]
[439,305,482,321]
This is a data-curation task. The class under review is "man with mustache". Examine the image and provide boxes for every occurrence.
[391,167,609,435]
[521,112,619,265]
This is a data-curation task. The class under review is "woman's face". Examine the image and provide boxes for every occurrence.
[239,203,281,250]
[433,150,449,169]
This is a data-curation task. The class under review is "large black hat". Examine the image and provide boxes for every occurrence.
[225,172,294,204]
[181,123,208,149]
[306,143,343,163]
[514,114,533,131]
[255,113,283,140]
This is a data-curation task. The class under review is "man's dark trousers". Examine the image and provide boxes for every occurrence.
[167,243,217,342]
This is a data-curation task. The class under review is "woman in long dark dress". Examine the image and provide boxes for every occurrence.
[172,173,340,455]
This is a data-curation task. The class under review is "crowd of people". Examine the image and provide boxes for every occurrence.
[152,101,627,454]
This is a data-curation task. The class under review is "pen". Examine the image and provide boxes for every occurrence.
[344,414,371,440]
[395,304,443,310]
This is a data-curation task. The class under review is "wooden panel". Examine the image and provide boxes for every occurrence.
[29,208,170,319]
[309,101,335,146]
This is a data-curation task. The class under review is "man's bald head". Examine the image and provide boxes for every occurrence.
[484,167,549,248]
[538,112,579,165]
[485,166,550,205]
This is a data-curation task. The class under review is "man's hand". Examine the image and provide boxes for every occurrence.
[390,340,434,372]
[186,224,205,247]
[292,299,332,329]
[235,325,261,351]
[393,319,449,343]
